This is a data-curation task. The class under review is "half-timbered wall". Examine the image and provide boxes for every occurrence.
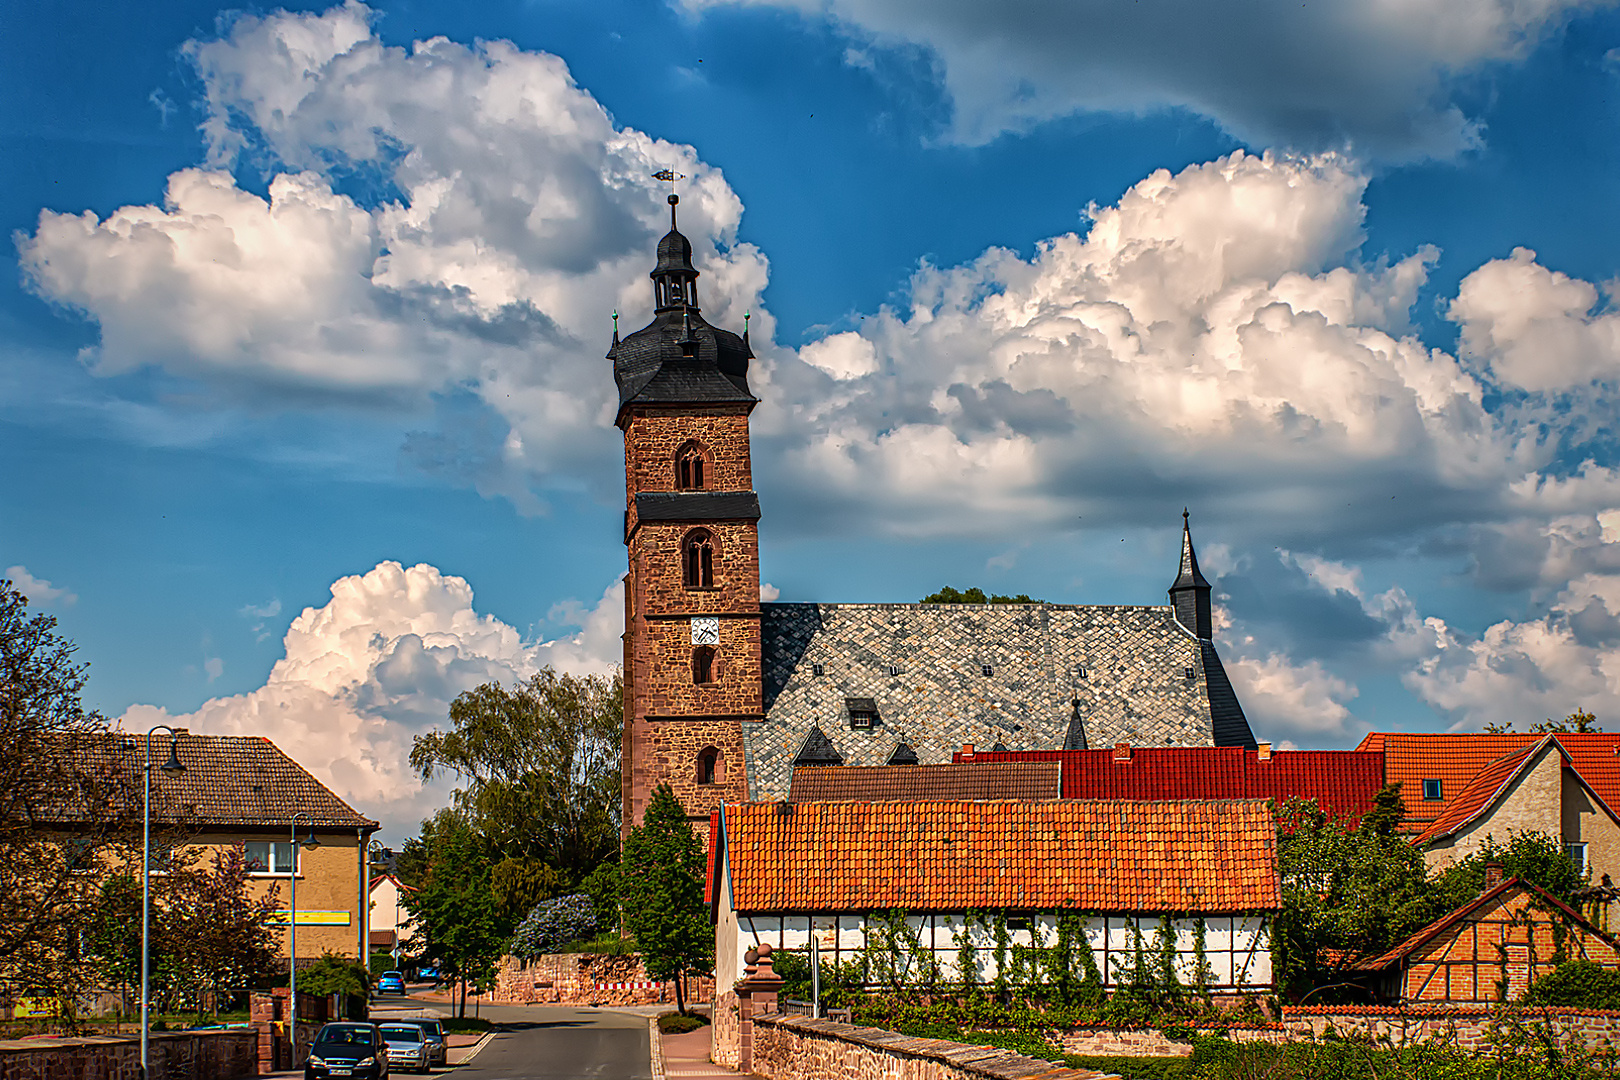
[717,909,1273,991]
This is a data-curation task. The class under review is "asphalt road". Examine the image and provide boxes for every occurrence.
[448,1006,651,1080]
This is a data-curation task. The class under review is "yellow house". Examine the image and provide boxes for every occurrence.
[102,731,380,966]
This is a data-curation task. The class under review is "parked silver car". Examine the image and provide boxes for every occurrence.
[379,1024,430,1074]
[401,1019,447,1068]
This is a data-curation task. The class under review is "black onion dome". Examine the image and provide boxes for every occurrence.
[656,227,694,272]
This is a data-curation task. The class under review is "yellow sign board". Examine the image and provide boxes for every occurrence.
[12,997,61,1019]
[267,910,352,926]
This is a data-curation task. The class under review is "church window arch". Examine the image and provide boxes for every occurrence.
[683,529,715,588]
[676,441,708,491]
[696,747,722,785]
[692,646,717,685]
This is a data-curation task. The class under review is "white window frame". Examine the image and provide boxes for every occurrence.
[1565,841,1590,879]
[244,840,300,876]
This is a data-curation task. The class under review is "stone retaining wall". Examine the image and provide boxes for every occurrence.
[1278,1005,1620,1053]
[750,1014,1113,1080]
[0,1029,256,1080]
[491,953,713,1007]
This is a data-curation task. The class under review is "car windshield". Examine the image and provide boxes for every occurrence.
[381,1027,423,1042]
[317,1025,375,1047]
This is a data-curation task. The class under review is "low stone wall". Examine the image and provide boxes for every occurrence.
[751,1014,1114,1080]
[1279,1005,1620,1053]
[0,1028,257,1080]
[1051,1024,1284,1057]
[491,953,713,1007]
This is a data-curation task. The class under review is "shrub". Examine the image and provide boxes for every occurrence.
[658,1012,709,1034]
[1522,960,1620,1009]
[1064,1056,1189,1079]
[510,894,598,958]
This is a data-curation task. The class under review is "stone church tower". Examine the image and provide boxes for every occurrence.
[614,194,761,836]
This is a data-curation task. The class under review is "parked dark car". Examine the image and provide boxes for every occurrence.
[379,1023,430,1073]
[305,1022,388,1080]
[399,1019,447,1068]
[375,971,407,995]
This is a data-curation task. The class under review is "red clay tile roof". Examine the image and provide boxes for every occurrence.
[953,747,1383,825]
[1360,732,1620,829]
[718,799,1280,913]
[1410,739,1554,846]
[788,762,1062,802]
[71,732,377,829]
[1353,876,1615,970]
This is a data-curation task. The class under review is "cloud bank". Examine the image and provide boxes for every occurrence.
[122,561,623,840]
[684,0,1608,157]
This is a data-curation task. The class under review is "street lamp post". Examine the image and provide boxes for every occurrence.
[288,812,317,1058]
[140,726,186,1080]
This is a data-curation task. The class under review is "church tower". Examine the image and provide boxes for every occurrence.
[615,194,761,837]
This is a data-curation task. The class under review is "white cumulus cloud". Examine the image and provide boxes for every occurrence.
[1223,651,1359,741]
[19,2,774,497]
[121,561,623,840]
[5,566,76,607]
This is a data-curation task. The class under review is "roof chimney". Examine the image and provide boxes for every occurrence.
[1256,742,1272,762]
[1484,862,1505,893]
[1113,743,1132,763]
[960,743,975,760]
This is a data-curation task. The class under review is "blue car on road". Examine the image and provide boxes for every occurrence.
[375,971,406,995]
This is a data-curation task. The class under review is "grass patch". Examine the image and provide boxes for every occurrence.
[1064,1055,1190,1079]
[440,1018,493,1034]
[658,1013,709,1035]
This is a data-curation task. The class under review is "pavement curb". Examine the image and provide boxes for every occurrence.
[647,1016,665,1080]
[453,1031,497,1067]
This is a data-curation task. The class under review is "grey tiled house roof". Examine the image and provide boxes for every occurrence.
[745,602,1255,800]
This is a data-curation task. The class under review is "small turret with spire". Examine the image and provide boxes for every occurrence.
[1168,509,1213,640]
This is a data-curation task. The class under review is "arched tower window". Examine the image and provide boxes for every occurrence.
[683,529,715,588]
[676,442,707,491]
[697,747,721,785]
[692,646,716,685]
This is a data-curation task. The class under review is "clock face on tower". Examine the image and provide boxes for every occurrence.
[691,617,720,646]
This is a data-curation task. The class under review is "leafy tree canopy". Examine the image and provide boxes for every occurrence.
[410,668,622,885]
[920,586,1042,604]
[1432,831,1585,907]
[620,784,711,1014]
[400,810,503,1018]
[1523,960,1620,1009]
[1484,708,1601,734]
[510,894,599,958]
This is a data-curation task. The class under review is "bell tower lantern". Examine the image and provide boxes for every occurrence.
[613,193,761,838]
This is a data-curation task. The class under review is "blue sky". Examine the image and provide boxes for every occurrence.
[6,0,1620,838]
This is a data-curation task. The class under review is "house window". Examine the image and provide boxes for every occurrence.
[692,646,717,685]
[697,748,721,786]
[676,443,706,491]
[846,697,878,729]
[1421,779,1443,801]
[683,529,715,588]
[981,665,993,677]
[1183,666,1196,680]
[1566,842,1590,878]
[245,840,298,875]
[811,663,824,677]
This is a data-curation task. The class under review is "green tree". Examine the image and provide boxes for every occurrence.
[920,586,1042,604]
[0,580,133,996]
[1272,787,1438,997]
[166,846,281,1015]
[410,669,622,884]
[489,856,560,935]
[401,811,503,1018]
[1432,831,1585,908]
[619,785,711,1014]
[1484,708,1601,734]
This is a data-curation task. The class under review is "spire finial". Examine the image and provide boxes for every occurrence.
[743,311,751,343]
[669,192,679,229]
[1183,507,1190,525]
[611,309,620,345]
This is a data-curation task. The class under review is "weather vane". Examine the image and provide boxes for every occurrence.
[652,168,686,188]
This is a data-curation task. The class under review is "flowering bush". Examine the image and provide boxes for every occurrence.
[510,894,598,958]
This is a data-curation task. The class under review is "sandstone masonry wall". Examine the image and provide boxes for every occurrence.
[490,953,713,1008]
[749,1015,1113,1080]
[1280,1005,1620,1053]
[0,1029,256,1080]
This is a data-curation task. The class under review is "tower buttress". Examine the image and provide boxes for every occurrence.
[614,193,760,840]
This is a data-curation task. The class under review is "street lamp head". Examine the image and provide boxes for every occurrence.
[301,825,320,849]
[159,745,186,775]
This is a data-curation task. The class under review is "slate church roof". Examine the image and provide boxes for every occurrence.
[742,599,1255,801]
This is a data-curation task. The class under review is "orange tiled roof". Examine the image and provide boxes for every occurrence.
[1360,732,1620,829]
[1410,739,1553,846]
[718,799,1279,913]
[789,762,1062,802]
